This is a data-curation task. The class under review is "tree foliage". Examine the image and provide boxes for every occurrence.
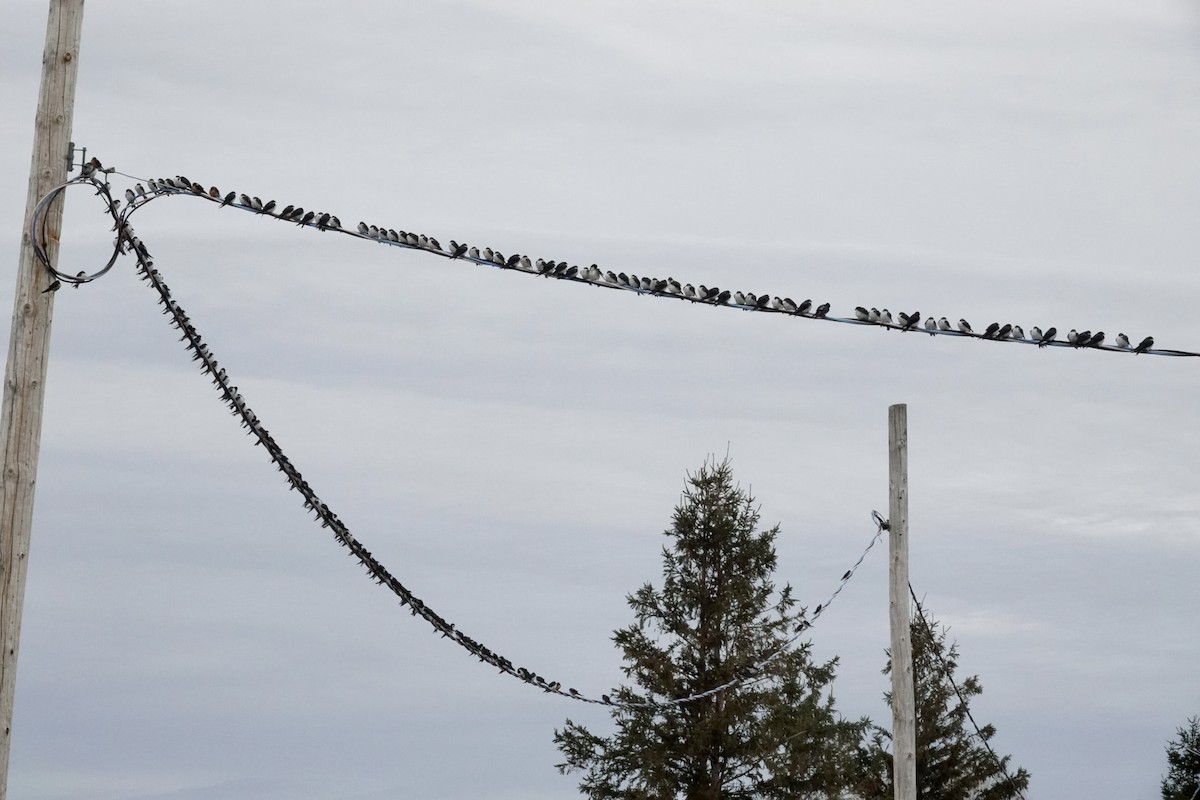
[854,614,1030,800]
[554,457,864,799]
[1162,715,1200,800]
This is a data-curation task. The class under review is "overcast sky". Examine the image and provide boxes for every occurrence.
[2,2,1199,798]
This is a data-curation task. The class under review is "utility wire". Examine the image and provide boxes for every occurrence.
[37,166,1197,359]
[908,583,1029,800]
[32,170,887,707]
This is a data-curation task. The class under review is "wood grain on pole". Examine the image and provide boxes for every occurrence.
[888,403,916,800]
[0,1,86,795]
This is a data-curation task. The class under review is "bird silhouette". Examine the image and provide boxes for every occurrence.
[1134,335,1154,354]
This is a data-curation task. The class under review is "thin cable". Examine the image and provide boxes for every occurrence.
[117,212,885,707]
[908,583,1029,800]
[110,174,1196,359]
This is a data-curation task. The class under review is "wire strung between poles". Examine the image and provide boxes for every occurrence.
[33,170,888,707]
[908,584,1030,800]
[93,171,1197,359]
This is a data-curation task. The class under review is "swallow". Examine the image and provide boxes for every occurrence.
[507,254,521,268]
[899,311,920,330]
[601,694,613,704]
[519,256,533,271]
[958,319,973,334]
[1115,333,1130,349]
[176,175,193,188]
[568,688,580,697]
[842,570,852,581]
[357,221,370,235]
[190,183,205,194]
[238,193,253,208]
[879,309,893,325]
[262,200,277,215]
[1067,329,1079,345]
[855,306,870,321]
[328,215,341,230]
[288,206,304,220]
[715,290,732,304]
[755,293,770,308]
[938,317,952,332]
[221,191,236,207]
[924,317,938,335]
[1087,331,1105,348]
[449,240,468,258]
[1011,325,1025,340]
[796,299,813,315]
[1074,330,1092,347]
[1134,335,1154,354]
[124,188,137,206]
[1040,327,1057,347]
[1030,326,1043,342]
[814,302,830,318]
[780,297,798,313]
[996,323,1012,340]
[316,212,331,230]
[41,280,61,294]
[983,322,1000,339]
[209,186,220,198]
[298,210,315,227]
[734,291,747,305]
[134,183,147,198]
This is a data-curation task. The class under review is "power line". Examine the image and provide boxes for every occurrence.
[30,170,888,707]
[35,168,1196,359]
[907,583,1029,800]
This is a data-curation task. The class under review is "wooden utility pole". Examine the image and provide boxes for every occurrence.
[0,1,86,795]
[888,403,916,800]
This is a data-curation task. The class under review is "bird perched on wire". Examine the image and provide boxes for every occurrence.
[1134,335,1154,353]
[958,319,973,334]
[814,302,831,318]
[982,322,1000,339]
[924,317,938,335]
[1115,333,1131,349]
[1087,331,1105,348]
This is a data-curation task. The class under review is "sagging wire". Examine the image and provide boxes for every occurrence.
[908,584,1030,800]
[96,171,1196,359]
[128,238,888,706]
[35,169,890,708]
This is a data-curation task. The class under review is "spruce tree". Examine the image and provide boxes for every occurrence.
[854,615,1030,800]
[554,457,864,799]
[1161,715,1200,800]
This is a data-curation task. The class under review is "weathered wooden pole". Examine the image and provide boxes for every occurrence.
[888,403,916,800]
[0,1,86,795]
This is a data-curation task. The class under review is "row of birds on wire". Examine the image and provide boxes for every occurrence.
[93,168,890,708]
[103,172,1181,357]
